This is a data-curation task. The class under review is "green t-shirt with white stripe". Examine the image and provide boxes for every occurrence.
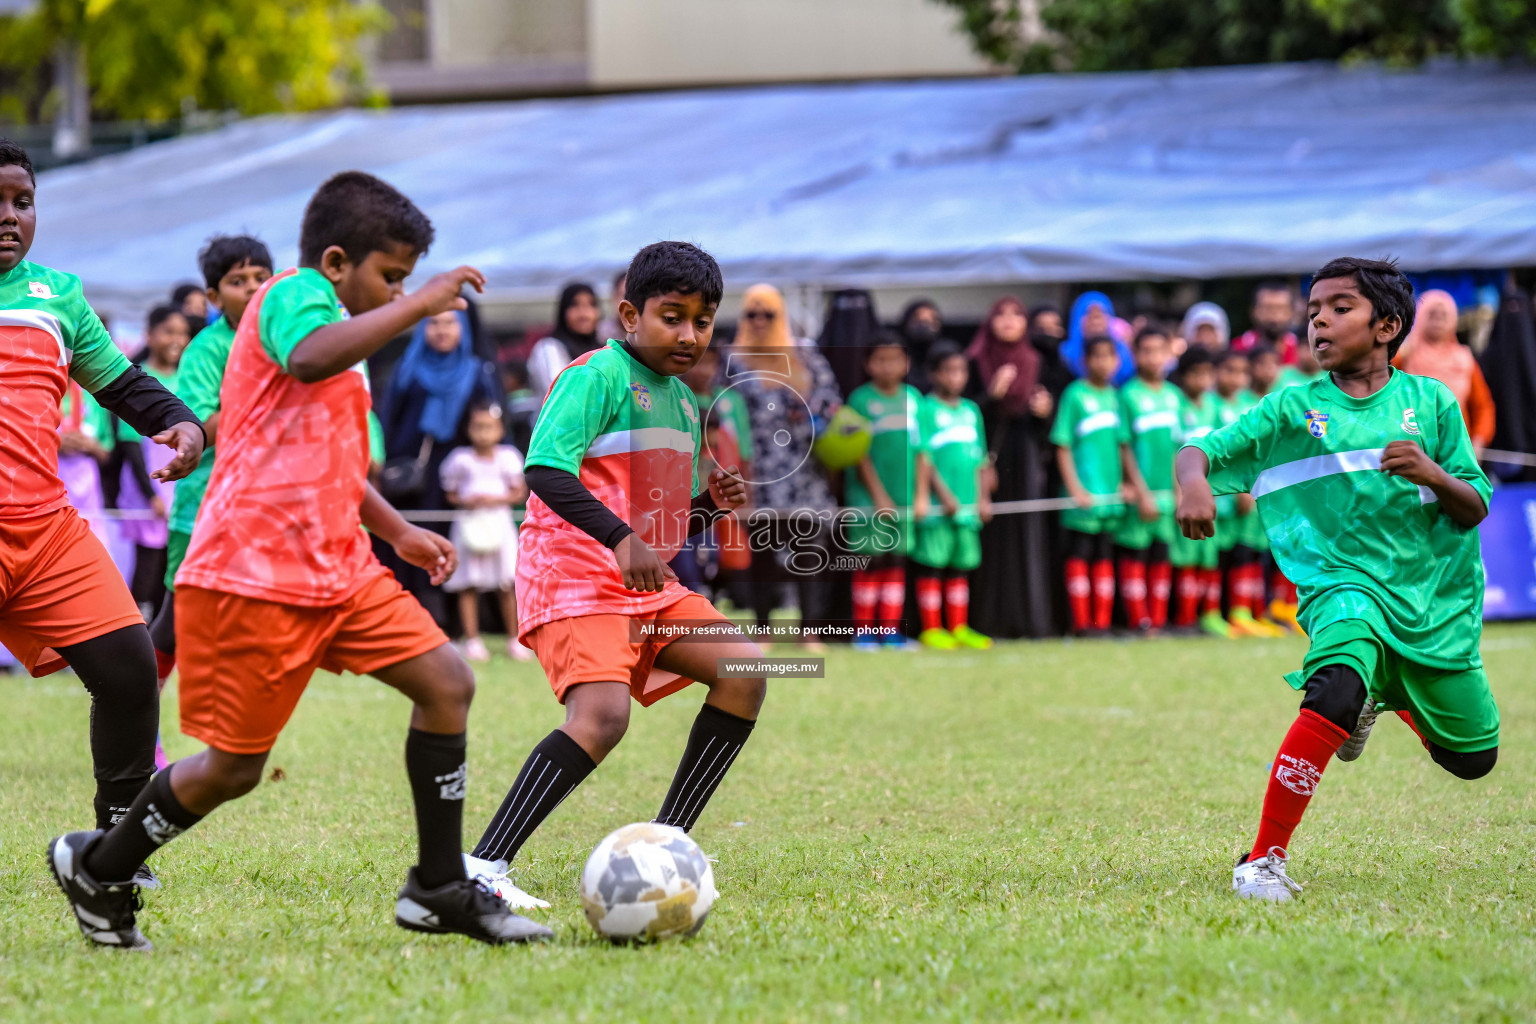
[1186,369,1489,670]
[918,394,986,524]
[846,382,922,508]
[1119,377,1182,512]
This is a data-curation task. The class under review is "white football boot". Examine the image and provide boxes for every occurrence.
[1233,846,1303,902]
[1336,698,1383,762]
[463,853,550,910]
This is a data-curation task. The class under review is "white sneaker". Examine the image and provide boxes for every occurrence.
[1233,846,1303,902]
[506,638,533,662]
[1336,698,1383,762]
[462,636,490,663]
[463,853,550,910]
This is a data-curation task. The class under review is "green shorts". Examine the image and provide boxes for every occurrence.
[1283,620,1500,753]
[911,519,982,571]
[1169,523,1219,569]
[1114,510,1176,552]
[844,509,912,556]
[163,528,192,592]
[1230,509,1269,552]
[1060,499,1123,536]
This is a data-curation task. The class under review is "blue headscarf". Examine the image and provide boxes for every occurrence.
[388,310,479,443]
[1062,291,1135,385]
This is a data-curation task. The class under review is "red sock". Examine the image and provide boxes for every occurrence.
[154,647,176,691]
[1251,709,1348,859]
[1119,557,1149,629]
[852,570,879,632]
[878,567,906,635]
[1199,567,1223,616]
[1271,568,1297,605]
[1395,710,1430,749]
[1174,568,1201,626]
[1148,561,1172,628]
[916,575,943,632]
[1091,559,1115,631]
[1243,563,1265,617]
[1065,557,1091,632]
[944,575,969,631]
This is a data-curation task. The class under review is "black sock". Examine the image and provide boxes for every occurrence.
[472,729,595,864]
[84,768,203,882]
[55,625,159,832]
[655,703,756,833]
[405,729,470,889]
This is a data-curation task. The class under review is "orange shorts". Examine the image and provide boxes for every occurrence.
[525,591,736,707]
[0,507,144,677]
[176,567,448,755]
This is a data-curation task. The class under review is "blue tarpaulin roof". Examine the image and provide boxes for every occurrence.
[29,61,1536,311]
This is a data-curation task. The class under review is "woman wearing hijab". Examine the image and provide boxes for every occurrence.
[1180,301,1231,353]
[527,282,603,401]
[379,308,500,625]
[967,297,1060,638]
[1061,291,1135,384]
[733,283,844,646]
[899,298,943,391]
[1394,289,1496,449]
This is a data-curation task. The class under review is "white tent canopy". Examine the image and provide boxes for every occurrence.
[28,61,1536,316]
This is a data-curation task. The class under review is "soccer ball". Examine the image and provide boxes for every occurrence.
[580,822,716,942]
[812,404,872,470]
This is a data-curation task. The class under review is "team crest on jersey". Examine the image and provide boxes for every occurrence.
[1304,409,1329,439]
[630,381,653,411]
[1401,407,1420,435]
[27,281,55,300]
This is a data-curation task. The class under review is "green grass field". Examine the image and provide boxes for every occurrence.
[4,625,1534,1022]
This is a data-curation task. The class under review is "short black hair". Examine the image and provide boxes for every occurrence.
[1248,342,1279,363]
[1310,256,1415,357]
[1216,348,1249,368]
[198,234,274,289]
[171,283,204,307]
[147,304,184,331]
[299,171,434,267]
[865,331,907,360]
[623,241,723,312]
[927,339,965,372]
[1082,335,1118,360]
[466,398,502,419]
[0,138,35,185]
[1133,325,1169,348]
[1253,279,1292,301]
[1174,346,1215,378]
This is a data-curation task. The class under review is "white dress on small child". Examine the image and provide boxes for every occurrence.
[439,445,525,593]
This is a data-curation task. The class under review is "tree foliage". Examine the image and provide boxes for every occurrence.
[936,0,1536,73]
[0,0,386,124]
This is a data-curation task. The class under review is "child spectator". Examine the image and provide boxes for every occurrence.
[116,305,191,616]
[847,334,925,648]
[499,360,539,455]
[1247,344,1281,401]
[1115,327,1180,632]
[1052,336,1127,636]
[912,343,992,649]
[1169,348,1220,632]
[1212,350,1285,637]
[440,402,529,662]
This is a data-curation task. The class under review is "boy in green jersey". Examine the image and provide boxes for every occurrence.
[1212,350,1285,639]
[1245,343,1281,403]
[911,343,992,650]
[1177,257,1498,902]
[146,236,273,725]
[1114,326,1180,631]
[1168,348,1223,633]
[1051,336,1126,635]
[847,335,925,648]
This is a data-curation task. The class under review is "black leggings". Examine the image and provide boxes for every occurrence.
[148,587,176,655]
[55,624,160,830]
[1301,663,1497,780]
[131,544,167,613]
[1064,529,1113,562]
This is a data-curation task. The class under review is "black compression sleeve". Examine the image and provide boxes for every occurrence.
[93,366,204,443]
[687,490,727,537]
[525,465,634,549]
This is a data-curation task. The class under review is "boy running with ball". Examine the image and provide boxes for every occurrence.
[1175,257,1498,901]
[49,172,546,949]
[465,242,760,909]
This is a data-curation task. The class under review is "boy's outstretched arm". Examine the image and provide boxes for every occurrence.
[286,266,486,383]
[1174,447,1217,539]
[1381,440,1487,527]
[361,482,458,585]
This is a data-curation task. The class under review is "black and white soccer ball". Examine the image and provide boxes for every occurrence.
[580,822,716,942]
